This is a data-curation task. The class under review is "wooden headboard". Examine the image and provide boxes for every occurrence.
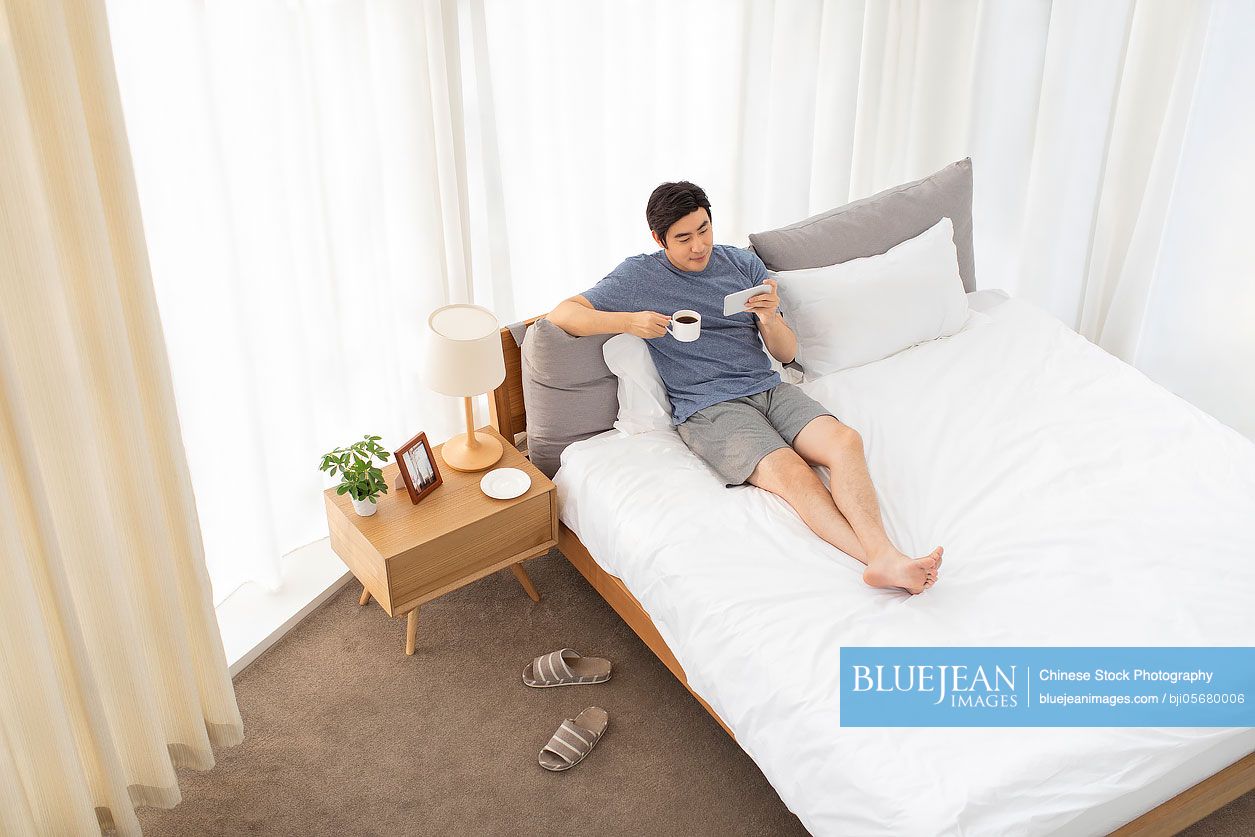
[488,315,543,444]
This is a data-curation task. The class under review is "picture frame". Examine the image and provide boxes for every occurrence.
[394,431,442,505]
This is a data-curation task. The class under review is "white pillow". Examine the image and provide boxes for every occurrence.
[773,216,969,377]
[602,334,673,434]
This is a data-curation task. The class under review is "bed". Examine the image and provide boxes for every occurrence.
[488,291,1255,836]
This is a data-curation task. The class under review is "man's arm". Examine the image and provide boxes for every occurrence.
[547,295,671,339]
[745,278,798,364]
[547,295,627,336]
[759,312,798,365]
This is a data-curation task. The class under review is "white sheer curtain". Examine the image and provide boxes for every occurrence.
[481,0,1255,439]
[105,0,490,601]
[104,0,1255,599]
[1108,0,1255,441]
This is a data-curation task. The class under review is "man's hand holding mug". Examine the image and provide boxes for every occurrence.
[626,311,670,339]
[628,310,702,342]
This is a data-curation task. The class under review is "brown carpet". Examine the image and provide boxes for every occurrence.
[138,550,1252,836]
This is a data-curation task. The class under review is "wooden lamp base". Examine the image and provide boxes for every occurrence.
[442,430,503,472]
[441,394,503,472]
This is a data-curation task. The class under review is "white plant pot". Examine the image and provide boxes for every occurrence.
[350,496,378,517]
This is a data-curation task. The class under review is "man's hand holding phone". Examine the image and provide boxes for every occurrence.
[728,278,781,321]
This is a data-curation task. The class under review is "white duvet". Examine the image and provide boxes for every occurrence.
[554,296,1255,836]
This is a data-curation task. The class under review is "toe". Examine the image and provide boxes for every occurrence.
[914,564,933,594]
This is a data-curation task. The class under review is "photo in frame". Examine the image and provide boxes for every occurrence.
[395,431,442,505]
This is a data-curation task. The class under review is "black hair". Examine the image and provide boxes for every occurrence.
[646,181,712,246]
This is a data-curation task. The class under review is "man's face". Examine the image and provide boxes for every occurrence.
[653,207,713,272]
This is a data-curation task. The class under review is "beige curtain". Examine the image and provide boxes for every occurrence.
[0,1,243,834]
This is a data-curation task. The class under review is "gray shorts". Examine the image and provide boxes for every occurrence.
[677,382,835,486]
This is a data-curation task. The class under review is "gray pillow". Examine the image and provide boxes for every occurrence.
[519,318,618,478]
[748,157,976,292]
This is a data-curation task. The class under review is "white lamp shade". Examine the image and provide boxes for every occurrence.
[422,304,506,397]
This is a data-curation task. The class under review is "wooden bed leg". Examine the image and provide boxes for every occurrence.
[405,607,419,656]
[510,562,541,603]
[358,585,371,606]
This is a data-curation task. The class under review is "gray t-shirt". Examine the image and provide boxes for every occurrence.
[581,244,781,424]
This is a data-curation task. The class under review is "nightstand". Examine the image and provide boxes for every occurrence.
[323,425,556,655]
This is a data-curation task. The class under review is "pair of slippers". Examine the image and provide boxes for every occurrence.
[523,648,612,772]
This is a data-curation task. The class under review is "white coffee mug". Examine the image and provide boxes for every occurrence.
[667,309,701,342]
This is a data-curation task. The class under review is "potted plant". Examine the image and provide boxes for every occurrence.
[320,435,391,517]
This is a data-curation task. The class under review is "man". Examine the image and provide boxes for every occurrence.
[547,181,942,594]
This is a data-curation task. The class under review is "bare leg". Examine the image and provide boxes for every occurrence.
[792,416,942,593]
[747,447,866,563]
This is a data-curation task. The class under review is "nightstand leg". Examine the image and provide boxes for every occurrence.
[358,585,371,606]
[510,562,541,603]
[405,607,419,656]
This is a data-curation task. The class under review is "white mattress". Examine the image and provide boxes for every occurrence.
[553,295,1255,836]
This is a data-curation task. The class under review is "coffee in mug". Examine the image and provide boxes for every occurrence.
[666,309,701,342]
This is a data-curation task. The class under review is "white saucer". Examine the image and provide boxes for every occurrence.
[480,467,531,500]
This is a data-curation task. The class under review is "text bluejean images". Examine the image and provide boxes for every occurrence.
[839,648,1254,727]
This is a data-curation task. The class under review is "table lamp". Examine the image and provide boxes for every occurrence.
[422,303,507,472]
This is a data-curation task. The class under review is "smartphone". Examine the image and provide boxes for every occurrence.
[722,283,773,317]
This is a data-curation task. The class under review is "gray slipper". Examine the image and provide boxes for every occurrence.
[538,707,608,772]
[523,648,612,688]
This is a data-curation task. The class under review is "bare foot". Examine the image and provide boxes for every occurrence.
[862,547,943,595]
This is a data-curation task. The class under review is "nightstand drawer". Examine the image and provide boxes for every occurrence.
[387,491,554,609]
